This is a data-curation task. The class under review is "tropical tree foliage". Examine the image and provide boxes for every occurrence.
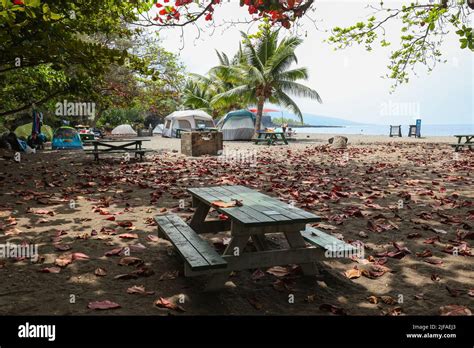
[181,47,247,117]
[0,0,184,129]
[211,24,322,134]
[327,1,473,88]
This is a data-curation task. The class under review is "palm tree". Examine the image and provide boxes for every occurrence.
[182,49,247,117]
[212,28,322,135]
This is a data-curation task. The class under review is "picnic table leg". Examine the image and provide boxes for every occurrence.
[281,133,288,145]
[205,232,249,291]
[93,143,99,161]
[252,235,268,251]
[189,200,211,231]
[284,230,319,276]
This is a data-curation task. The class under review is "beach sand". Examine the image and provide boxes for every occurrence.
[0,134,472,315]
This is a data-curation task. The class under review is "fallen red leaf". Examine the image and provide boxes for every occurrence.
[104,247,124,256]
[87,300,121,310]
[439,305,472,316]
[118,233,138,239]
[39,267,61,273]
[319,304,347,315]
[154,297,185,311]
[94,268,107,276]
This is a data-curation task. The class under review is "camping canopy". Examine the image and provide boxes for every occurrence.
[217,109,255,140]
[162,110,214,138]
[52,126,83,150]
[111,124,137,136]
[15,123,53,141]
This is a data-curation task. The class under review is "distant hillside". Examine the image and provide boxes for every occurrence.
[270,111,365,126]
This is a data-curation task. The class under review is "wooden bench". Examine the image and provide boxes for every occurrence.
[155,214,227,271]
[301,226,358,256]
[84,149,153,161]
[450,143,473,152]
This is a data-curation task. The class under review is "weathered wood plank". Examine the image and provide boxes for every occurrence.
[217,186,302,221]
[202,227,249,290]
[223,186,318,220]
[156,216,210,270]
[165,214,227,269]
[191,220,231,234]
[301,227,356,252]
[284,228,319,275]
[186,247,324,277]
[155,215,227,270]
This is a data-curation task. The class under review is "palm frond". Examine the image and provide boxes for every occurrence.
[277,80,322,103]
[275,68,309,82]
[273,90,304,123]
[211,84,254,109]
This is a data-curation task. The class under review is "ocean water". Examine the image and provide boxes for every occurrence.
[285,124,474,136]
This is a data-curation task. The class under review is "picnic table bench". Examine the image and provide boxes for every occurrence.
[451,135,474,152]
[84,138,152,161]
[155,185,356,291]
[254,131,288,145]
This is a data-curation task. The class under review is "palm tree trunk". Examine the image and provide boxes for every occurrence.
[254,96,265,137]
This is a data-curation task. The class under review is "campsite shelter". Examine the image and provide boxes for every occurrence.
[15,123,54,141]
[111,124,137,136]
[52,126,83,150]
[216,109,256,140]
[153,124,164,135]
[162,110,214,138]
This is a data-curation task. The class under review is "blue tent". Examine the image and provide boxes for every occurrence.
[52,126,83,150]
[216,109,256,140]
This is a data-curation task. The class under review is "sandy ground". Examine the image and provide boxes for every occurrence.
[0,133,472,316]
[148,132,456,153]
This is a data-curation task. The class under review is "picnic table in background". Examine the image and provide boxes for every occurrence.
[155,185,356,291]
[84,138,152,161]
[254,130,288,145]
[451,135,474,152]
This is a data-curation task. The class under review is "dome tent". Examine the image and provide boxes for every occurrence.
[52,126,83,150]
[216,109,255,140]
[162,110,214,138]
[153,123,164,134]
[14,123,54,141]
[111,124,137,136]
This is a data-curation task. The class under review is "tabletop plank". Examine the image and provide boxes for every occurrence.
[222,185,316,219]
[188,185,320,226]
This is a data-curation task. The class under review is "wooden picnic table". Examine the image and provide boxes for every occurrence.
[451,134,474,152]
[156,185,357,291]
[254,131,288,145]
[84,138,152,161]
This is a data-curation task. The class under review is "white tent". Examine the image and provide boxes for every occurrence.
[153,123,164,134]
[162,110,215,138]
[217,110,256,140]
[111,124,137,136]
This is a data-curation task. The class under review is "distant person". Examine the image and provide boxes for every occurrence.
[282,123,288,134]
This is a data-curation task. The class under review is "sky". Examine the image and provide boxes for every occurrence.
[156,1,473,125]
